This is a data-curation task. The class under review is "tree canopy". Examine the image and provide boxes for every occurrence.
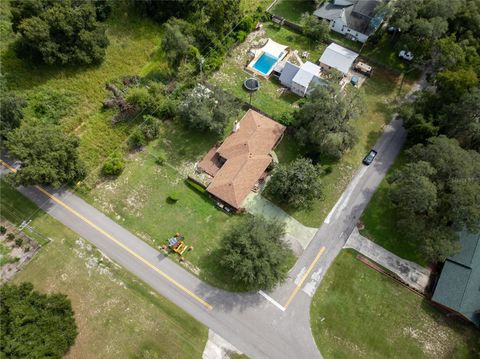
[293,86,361,160]
[389,136,480,261]
[178,85,237,136]
[220,216,292,290]
[6,123,86,187]
[301,13,330,42]
[0,282,77,359]
[267,157,323,209]
[12,0,109,65]
[0,94,26,139]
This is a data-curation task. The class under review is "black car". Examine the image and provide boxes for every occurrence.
[362,150,378,165]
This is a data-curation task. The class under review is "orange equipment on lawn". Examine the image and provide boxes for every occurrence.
[167,232,189,256]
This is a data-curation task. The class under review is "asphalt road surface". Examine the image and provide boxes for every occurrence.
[1,117,406,359]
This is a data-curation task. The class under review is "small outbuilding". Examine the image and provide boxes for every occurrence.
[279,61,327,97]
[432,231,480,327]
[319,43,359,75]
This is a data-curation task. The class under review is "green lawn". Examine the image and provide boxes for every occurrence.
[311,250,480,359]
[0,1,164,172]
[270,0,316,24]
[0,181,208,358]
[359,153,429,266]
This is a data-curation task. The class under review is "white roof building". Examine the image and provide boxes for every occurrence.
[319,43,359,74]
[279,61,327,97]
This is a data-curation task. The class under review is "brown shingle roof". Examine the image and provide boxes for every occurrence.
[201,110,286,209]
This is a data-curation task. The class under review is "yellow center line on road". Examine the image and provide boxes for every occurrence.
[0,159,213,311]
[284,246,326,309]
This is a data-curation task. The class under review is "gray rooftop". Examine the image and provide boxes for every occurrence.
[278,62,299,87]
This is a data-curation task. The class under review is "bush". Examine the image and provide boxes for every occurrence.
[140,115,161,141]
[15,238,23,247]
[101,154,125,177]
[6,233,15,241]
[235,30,247,43]
[155,152,167,165]
[168,191,180,202]
[0,226,6,235]
[185,178,206,194]
[128,128,147,149]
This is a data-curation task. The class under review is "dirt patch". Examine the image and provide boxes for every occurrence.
[0,218,41,283]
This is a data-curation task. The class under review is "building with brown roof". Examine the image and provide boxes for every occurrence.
[198,109,286,210]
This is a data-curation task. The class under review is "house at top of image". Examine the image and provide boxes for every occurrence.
[313,0,384,43]
[432,231,480,327]
[278,61,328,97]
[197,109,285,211]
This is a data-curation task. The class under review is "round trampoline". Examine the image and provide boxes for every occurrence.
[244,77,260,91]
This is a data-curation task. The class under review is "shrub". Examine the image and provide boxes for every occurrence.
[6,233,15,241]
[101,154,125,177]
[168,191,180,202]
[155,152,167,165]
[26,88,77,124]
[235,30,247,43]
[185,178,206,194]
[15,238,23,247]
[128,128,147,149]
[0,226,6,235]
[140,115,161,141]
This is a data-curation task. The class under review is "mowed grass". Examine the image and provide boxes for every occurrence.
[0,181,208,359]
[270,0,316,23]
[0,2,163,171]
[359,152,428,266]
[83,121,248,291]
[210,23,326,121]
[311,250,480,359]
[272,68,413,226]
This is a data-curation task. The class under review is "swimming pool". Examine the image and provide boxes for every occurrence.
[252,52,279,75]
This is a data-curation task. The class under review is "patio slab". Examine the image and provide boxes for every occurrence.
[243,192,317,254]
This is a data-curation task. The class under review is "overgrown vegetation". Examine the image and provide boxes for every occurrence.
[0,282,77,359]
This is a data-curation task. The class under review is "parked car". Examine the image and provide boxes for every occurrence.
[398,50,414,61]
[362,150,378,165]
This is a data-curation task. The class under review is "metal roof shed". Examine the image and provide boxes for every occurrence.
[319,43,359,74]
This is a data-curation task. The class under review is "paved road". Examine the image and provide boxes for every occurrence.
[1,117,406,359]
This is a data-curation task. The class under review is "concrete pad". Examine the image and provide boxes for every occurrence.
[243,192,317,251]
[345,228,431,292]
[202,330,243,359]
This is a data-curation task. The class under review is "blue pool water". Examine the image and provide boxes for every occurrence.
[252,52,278,75]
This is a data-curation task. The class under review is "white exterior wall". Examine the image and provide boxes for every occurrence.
[291,82,307,97]
[330,19,369,43]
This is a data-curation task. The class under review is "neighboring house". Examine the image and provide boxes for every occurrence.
[432,231,480,327]
[278,61,327,97]
[313,0,384,43]
[319,43,359,75]
[198,110,285,211]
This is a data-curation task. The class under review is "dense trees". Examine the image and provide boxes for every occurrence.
[389,136,480,261]
[11,0,109,65]
[267,158,323,209]
[220,216,292,290]
[293,86,361,160]
[6,123,85,187]
[0,282,77,359]
[178,85,237,136]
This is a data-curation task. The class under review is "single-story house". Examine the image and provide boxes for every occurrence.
[278,61,327,97]
[313,0,384,43]
[198,110,285,211]
[319,43,359,75]
[432,231,480,327]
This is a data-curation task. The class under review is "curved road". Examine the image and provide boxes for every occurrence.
[1,118,405,359]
